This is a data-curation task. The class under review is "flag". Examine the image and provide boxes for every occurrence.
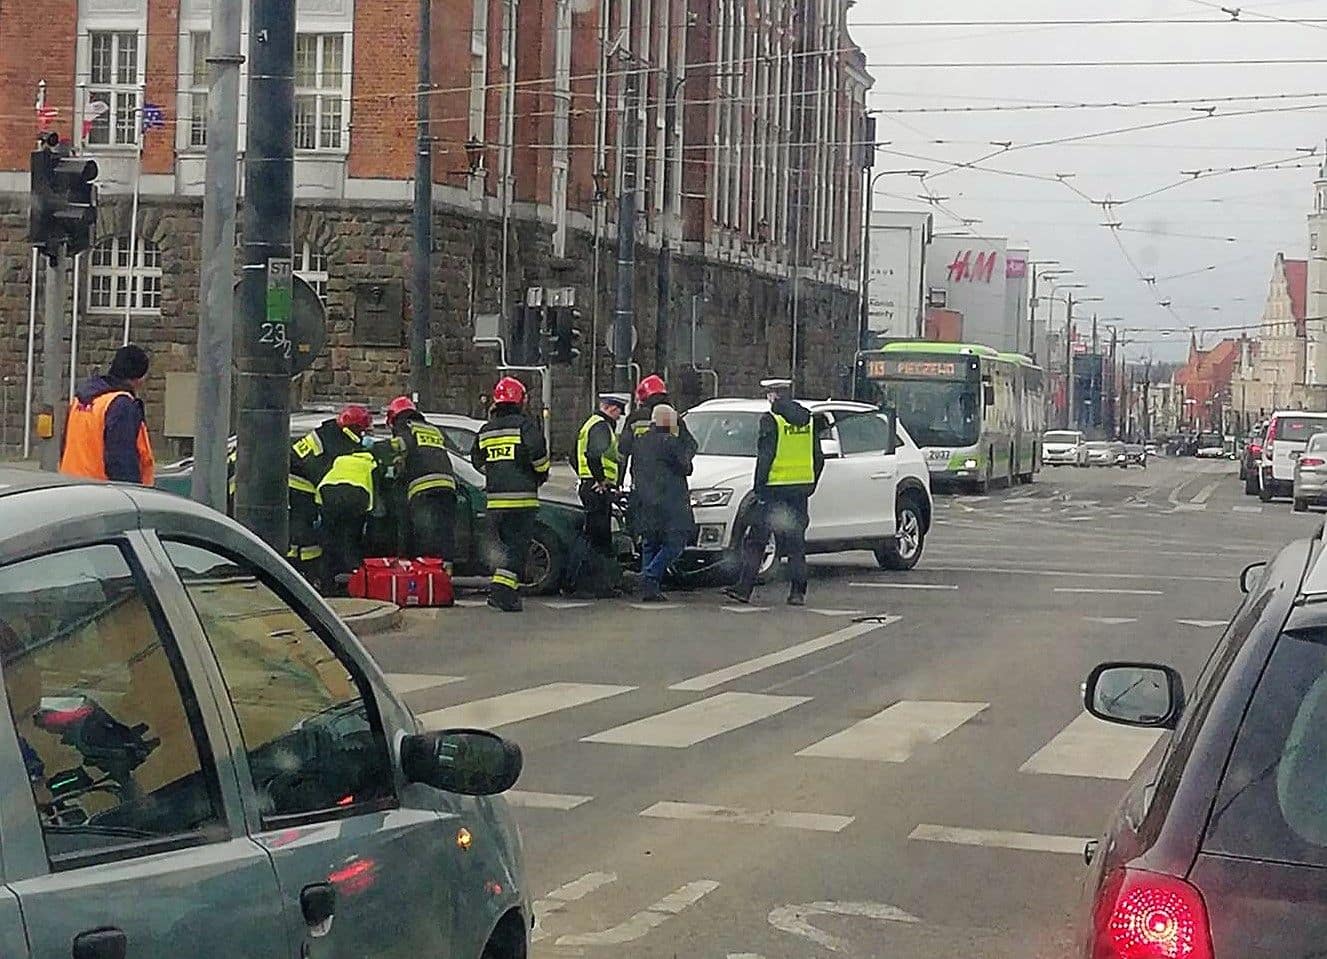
[141,102,166,133]
[81,100,109,141]
[35,105,58,132]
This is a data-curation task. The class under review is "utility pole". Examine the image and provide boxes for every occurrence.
[656,72,676,378]
[191,0,242,511]
[410,0,432,401]
[613,61,638,392]
[1142,359,1152,440]
[234,0,294,551]
[38,249,66,472]
[1065,293,1075,430]
[1108,326,1117,437]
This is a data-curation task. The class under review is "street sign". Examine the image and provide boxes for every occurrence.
[234,273,325,377]
[266,257,293,325]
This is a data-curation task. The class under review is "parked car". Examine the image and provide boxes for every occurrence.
[1259,410,1327,502]
[1292,431,1327,512]
[1117,444,1148,468]
[678,399,933,577]
[1084,441,1119,467]
[1075,527,1327,959]
[1241,422,1268,493]
[1043,430,1088,467]
[0,467,531,959]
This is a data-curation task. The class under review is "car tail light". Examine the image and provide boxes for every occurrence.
[1302,457,1326,468]
[1091,869,1213,959]
[1266,419,1278,445]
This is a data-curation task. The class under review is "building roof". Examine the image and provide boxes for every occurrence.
[1285,258,1308,333]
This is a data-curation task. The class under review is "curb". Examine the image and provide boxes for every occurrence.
[327,598,404,636]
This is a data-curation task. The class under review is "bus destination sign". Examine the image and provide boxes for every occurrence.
[866,357,964,379]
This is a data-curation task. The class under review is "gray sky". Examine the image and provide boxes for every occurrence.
[847,0,1326,360]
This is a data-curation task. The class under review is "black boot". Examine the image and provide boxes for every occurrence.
[787,590,806,607]
[722,584,752,604]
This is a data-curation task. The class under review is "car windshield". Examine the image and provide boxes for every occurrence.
[684,410,765,457]
[1086,442,1112,451]
[1044,432,1079,445]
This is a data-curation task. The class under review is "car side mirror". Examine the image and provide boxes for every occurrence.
[820,438,842,459]
[401,729,522,796]
[1084,662,1185,730]
[1239,561,1266,595]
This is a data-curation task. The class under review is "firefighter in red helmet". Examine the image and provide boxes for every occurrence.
[386,396,458,572]
[308,405,379,590]
[618,374,697,545]
[470,376,550,611]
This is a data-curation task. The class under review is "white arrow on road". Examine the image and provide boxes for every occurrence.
[766,900,921,952]
[1177,619,1227,628]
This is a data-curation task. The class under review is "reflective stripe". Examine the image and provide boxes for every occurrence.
[531,456,551,473]
[767,413,816,486]
[286,544,324,561]
[492,570,520,589]
[289,474,318,494]
[487,492,539,509]
[292,431,325,460]
[632,421,651,437]
[479,429,523,446]
[576,414,620,483]
[408,473,457,499]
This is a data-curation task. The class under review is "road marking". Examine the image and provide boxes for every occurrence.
[806,608,866,617]
[1177,619,1227,628]
[924,565,1225,583]
[1021,712,1163,779]
[582,692,810,747]
[722,605,769,613]
[1066,516,1093,522]
[454,598,489,607]
[418,681,635,730]
[532,871,619,942]
[383,673,464,695]
[669,619,897,692]
[1232,505,1263,513]
[1174,503,1208,512]
[640,800,853,833]
[1055,587,1163,596]
[848,582,958,591]
[628,602,682,610]
[909,824,1090,856]
[1191,481,1221,504]
[505,790,594,810]
[797,700,988,762]
[768,901,920,952]
[541,599,593,610]
[556,880,721,946]
[1084,617,1138,625]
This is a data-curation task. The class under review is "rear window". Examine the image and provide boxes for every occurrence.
[1204,627,1327,867]
[1276,417,1327,443]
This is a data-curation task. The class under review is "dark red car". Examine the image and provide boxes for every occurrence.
[1076,529,1327,958]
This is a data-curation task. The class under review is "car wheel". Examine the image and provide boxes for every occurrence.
[1294,497,1309,513]
[522,526,565,595]
[1244,471,1259,496]
[875,496,926,571]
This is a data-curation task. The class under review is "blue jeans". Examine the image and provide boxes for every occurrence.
[641,534,686,585]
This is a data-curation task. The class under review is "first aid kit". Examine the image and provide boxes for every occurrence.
[347,557,455,607]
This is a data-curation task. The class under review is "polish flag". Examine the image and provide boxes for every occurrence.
[81,100,109,141]
[35,105,58,132]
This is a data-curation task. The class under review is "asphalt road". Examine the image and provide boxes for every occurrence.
[363,454,1317,959]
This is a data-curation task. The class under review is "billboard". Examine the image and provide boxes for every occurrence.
[866,211,932,338]
[926,235,1012,351]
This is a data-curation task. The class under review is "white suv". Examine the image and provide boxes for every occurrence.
[1042,430,1087,467]
[1260,410,1327,501]
[679,399,933,576]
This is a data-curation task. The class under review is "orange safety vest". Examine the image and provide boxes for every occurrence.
[60,390,156,485]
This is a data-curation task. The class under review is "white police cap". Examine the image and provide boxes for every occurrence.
[760,378,793,391]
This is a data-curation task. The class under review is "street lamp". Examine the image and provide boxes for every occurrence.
[859,167,930,345]
[1027,262,1070,359]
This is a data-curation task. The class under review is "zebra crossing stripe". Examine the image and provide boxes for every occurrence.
[640,801,853,833]
[796,700,988,763]
[1020,712,1162,780]
[417,681,635,730]
[582,692,810,748]
[383,673,464,695]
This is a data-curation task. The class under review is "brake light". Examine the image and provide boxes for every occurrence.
[1091,869,1213,959]
[1266,419,1278,444]
[1301,457,1325,467]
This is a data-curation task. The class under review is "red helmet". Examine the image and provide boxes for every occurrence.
[385,395,417,426]
[492,376,527,406]
[337,404,373,434]
[635,374,667,404]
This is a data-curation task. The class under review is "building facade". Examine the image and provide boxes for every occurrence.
[1305,151,1327,385]
[0,0,872,452]
[1176,335,1243,434]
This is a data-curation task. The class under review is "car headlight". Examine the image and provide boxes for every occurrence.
[963,459,978,469]
[690,488,733,508]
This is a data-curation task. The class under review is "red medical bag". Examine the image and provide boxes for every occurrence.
[347,557,455,607]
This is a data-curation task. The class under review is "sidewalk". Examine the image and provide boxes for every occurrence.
[326,597,403,637]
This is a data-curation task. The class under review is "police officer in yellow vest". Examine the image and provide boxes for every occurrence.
[317,433,381,592]
[724,378,825,606]
[563,393,627,597]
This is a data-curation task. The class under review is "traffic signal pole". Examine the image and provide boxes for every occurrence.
[234,0,294,551]
[410,0,432,402]
[612,64,638,392]
[38,249,67,471]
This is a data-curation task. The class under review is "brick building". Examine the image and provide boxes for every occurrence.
[0,0,872,454]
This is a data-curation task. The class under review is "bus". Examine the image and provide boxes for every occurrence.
[855,341,1045,492]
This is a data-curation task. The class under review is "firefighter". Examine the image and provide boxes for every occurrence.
[723,378,825,606]
[471,376,550,612]
[287,405,373,583]
[317,440,380,592]
[385,396,458,571]
[563,392,628,596]
[618,374,697,477]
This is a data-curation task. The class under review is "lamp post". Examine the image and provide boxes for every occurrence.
[1028,264,1070,362]
[1039,281,1083,425]
[858,168,929,345]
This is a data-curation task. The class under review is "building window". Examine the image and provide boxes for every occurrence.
[469,0,488,142]
[87,31,141,147]
[88,237,162,313]
[294,34,347,151]
[295,240,328,302]
[187,32,210,148]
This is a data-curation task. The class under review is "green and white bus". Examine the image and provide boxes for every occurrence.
[855,341,1045,492]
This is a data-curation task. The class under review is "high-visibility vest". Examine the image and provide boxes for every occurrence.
[766,413,815,486]
[60,390,155,485]
[317,451,377,511]
[576,413,620,484]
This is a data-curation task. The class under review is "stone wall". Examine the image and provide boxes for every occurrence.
[0,192,859,457]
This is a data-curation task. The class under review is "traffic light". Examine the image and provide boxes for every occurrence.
[509,303,542,366]
[29,134,98,259]
[550,306,582,365]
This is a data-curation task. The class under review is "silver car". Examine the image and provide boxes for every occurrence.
[1292,432,1327,512]
[0,468,531,959]
[1084,441,1118,467]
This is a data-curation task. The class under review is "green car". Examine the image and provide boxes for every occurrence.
[154,419,609,594]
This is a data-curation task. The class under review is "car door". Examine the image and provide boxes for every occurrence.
[156,538,462,959]
[808,410,897,541]
[0,540,286,959]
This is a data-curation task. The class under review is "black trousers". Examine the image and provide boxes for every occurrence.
[406,490,457,564]
[488,507,536,606]
[320,485,371,583]
[737,489,810,595]
[565,481,616,590]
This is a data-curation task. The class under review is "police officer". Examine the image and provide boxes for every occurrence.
[385,396,458,571]
[564,392,628,596]
[287,405,373,582]
[723,378,824,606]
[471,376,550,612]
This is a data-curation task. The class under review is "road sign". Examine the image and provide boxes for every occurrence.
[234,273,325,377]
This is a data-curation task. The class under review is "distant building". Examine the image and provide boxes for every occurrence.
[1176,336,1243,433]
[1233,252,1327,423]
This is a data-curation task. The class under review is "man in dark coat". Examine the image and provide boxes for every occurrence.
[629,404,694,602]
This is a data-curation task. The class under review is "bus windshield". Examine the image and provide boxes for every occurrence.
[872,379,980,448]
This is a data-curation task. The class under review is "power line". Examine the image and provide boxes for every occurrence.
[850,15,1327,27]
[865,56,1327,68]
[1180,0,1327,31]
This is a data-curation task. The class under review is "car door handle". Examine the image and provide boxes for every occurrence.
[870,470,896,480]
[72,927,127,959]
[301,882,337,938]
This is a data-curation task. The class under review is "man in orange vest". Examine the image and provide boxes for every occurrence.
[60,344,155,485]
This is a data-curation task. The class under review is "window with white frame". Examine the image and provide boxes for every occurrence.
[88,237,162,313]
[295,240,328,302]
[86,31,141,147]
[294,34,347,151]
[187,32,210,148]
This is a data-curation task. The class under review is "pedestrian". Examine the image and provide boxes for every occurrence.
[287,404,373,585]
[385,395,458,572]
[723,378,824,606]
[473,390,491,420]
[60,343,155,485]
[317,438,380,592]
[631,403,694,602]
[471,376,550,612]
[564,392,628,597]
